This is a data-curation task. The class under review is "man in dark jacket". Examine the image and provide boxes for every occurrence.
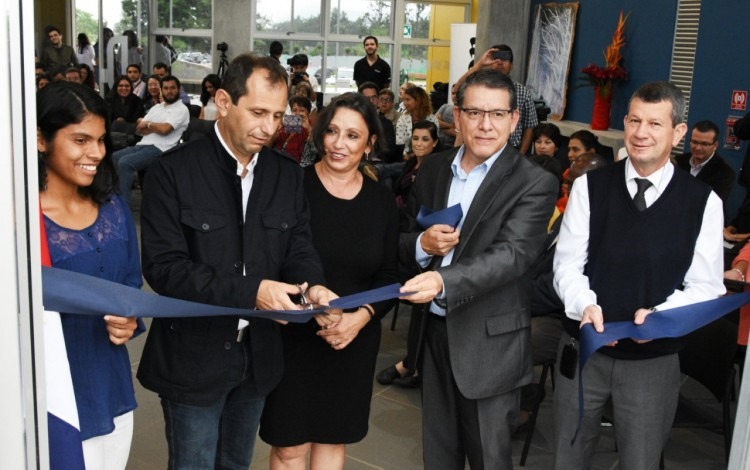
[137,53,338,469]
[675,119,735,204]
[41,26,78,72]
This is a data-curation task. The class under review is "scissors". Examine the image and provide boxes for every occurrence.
[296,283,316,311]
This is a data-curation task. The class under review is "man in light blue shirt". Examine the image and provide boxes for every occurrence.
[399,68,558,469]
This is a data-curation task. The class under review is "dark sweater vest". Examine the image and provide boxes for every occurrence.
[563,161,711,359]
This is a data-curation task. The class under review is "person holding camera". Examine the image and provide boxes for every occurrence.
[288,54,319,92]
[271,96,312,163]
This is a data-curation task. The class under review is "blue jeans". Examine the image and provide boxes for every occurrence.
[160,341,265,470]
[112,144,163,207]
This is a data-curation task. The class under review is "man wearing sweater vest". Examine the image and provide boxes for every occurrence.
[552,81,725,469]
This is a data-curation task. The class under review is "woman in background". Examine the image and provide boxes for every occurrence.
[532,122,562,159]
[395,86,438,155]
[78,63,97,89]
[260,93,399,469]
[38,81,143,469]
[140,75,162,116]
[567,129,600,165]
[198,73,221,120]
[76,33,96,69]
[393,120,440,209]
[108,76,142,124]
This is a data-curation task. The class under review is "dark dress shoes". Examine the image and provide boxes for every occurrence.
[376,365,402,385]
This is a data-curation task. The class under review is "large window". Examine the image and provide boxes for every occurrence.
[256,0,322,33]
[153,0,212,93]
[252,0,467,96]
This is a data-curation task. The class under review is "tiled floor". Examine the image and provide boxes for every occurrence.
[124,305,730,469]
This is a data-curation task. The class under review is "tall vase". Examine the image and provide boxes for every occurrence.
[590,85,613,131]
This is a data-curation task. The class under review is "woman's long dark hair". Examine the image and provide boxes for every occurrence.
[37,81,117,204]
[77,33,91,54]
[200,74,222,107]
[78,63,96,89]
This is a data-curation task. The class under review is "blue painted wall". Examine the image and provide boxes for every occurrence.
[529,0,750,218]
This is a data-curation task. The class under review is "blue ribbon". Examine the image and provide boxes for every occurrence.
[42,266,405,323]
[572,290,750,443]
[416,204,463,229]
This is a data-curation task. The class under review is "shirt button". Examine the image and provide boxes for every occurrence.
[233,261,242,269]
[224,342,232,350]
[87,232,93,237]
[99,267,105,272]
[96,247,102,253]
[201,223,210,231]
[281,223,288,230]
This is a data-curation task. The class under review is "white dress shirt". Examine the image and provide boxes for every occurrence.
[553,159,725,321]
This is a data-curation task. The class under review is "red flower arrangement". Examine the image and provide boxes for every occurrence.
[580,11,630,95]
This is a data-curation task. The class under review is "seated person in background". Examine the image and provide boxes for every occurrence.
[725,200,750,246]
[358,82,397,164]
[518,152,608,427]
[724,243,750,345]
[558,153,608,214]
[434,84,458,148]
[108,76,143,125]
[64,67,82,84]
[199,73,221,120]
[377,88,400,129]
[395,86,438,156]
[529,154,563,225]
[126,64,146,99]
[563,129,602,197]
[51,68,66,82]
[140,75,163,116]
[675,119,735,204]
[532,122,562,160]
[567,130,600,165]
[394,120,441,208]
[37,73,51,89]
[396,81,416,113]
[271,96,312,164]
[78,63,96,89]
[152,62,191,105]
[112,75,189,208]
[292,81,318,122]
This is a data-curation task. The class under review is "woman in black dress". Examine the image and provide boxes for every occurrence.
[260,93,400,469]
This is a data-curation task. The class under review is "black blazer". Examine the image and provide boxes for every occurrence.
[137,131,325,405]
[675,152,735,204]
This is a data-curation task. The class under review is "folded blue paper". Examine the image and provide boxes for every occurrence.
[42,266,405,323]
[416,204,463,229]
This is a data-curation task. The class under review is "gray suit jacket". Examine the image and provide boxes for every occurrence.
[400,146,558,399]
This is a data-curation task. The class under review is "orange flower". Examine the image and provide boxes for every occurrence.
[604,11,629,68]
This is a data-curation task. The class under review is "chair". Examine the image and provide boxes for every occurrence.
[520,360,555,466]
[390,301,401,331]
[673,317,738,462]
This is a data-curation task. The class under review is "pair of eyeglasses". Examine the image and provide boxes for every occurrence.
[379,98,392,103]
[461,108,513,121]
[690,140,717,147]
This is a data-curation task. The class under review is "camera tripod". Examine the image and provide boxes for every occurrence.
[217,50,229,79]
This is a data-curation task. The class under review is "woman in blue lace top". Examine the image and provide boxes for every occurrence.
[38,81,144,468]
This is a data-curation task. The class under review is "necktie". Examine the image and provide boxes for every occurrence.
[633,178,652,211]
